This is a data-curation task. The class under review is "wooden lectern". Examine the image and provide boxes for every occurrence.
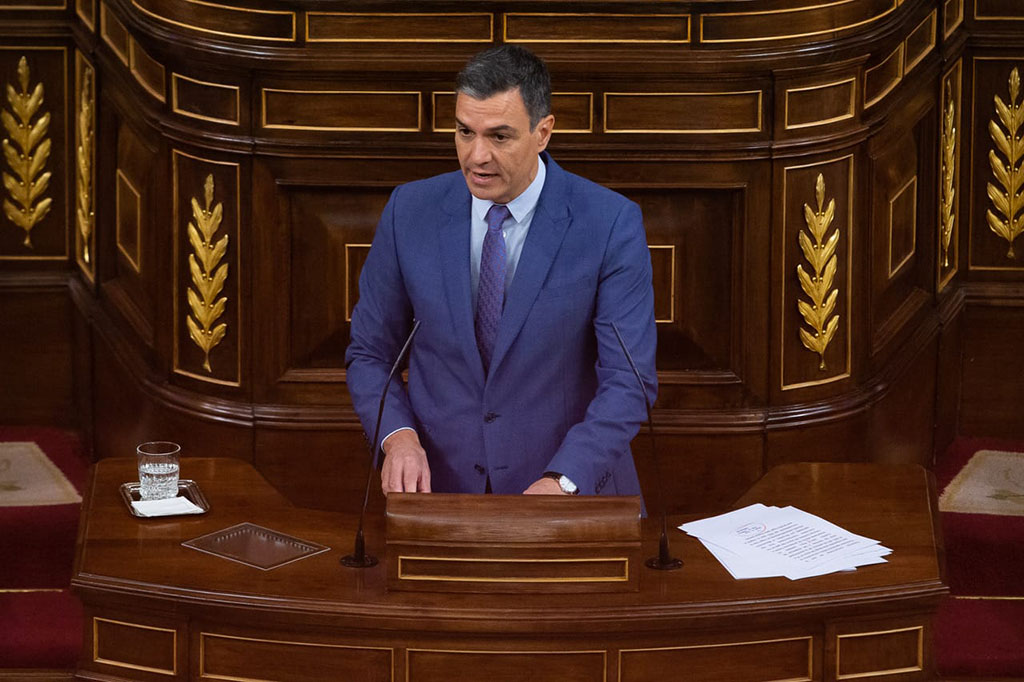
[386,493,643,593]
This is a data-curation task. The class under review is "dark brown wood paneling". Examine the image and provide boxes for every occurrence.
[132,0,296,42]
[433,92,592,133]
[262,89,421,132]
[974,0,1024,20]
[199,632,391,682]
[698,0,896,45]
[835,625,925,679]
[307,12,493,44]
[504,13,689,44]
[960,296,1024,438]
[904,11,936,74]
[76,0,96,31]
[604,91,762,134]
[943,0,964,37]
[171,73,239,126]
[620,636,813,682]
[407,649,606,682]
[128,39,165,102]
[784,78,857,130]
[864,45,904,109]
[100,3,129,65]
[93,616,178,675]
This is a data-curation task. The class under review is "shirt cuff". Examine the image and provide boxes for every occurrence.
[381,426,416,451]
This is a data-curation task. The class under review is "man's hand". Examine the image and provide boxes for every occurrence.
[380,429,431,494]
[523,477,566,495]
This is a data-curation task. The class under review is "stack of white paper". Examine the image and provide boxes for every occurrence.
[679,503,891,580]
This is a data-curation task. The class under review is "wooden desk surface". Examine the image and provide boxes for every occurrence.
[73,458,946,681]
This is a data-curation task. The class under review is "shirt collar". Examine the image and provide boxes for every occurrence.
[471,155,547,224]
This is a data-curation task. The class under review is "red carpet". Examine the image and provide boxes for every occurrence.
[933,437,1024,678]
[0,427,87,669]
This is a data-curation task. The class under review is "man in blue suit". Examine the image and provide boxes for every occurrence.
[346,45,657,498]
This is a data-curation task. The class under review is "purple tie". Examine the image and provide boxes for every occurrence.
[476,204,511,372]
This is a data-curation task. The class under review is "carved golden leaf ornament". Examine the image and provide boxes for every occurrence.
[186,174,229,373]
[2,56,52,248]
[76,67,95,264]
[941,97,956,268]
[986,67,1024,259]
[796,174,840,371]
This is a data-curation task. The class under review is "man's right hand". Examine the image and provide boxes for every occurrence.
[380,429,432,494]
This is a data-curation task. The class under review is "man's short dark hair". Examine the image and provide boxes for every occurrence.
[455,45,552,130]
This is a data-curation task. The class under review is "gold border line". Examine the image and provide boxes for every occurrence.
[171,149,243,387]
[903,10,936,74]
[888,175,918,279]
[0,0,66,9]
[699,0,898,44]
[406,648,607,682]
[131,0,296,42]
[398,555,630,583]
[621,636,813,682]
[943,0,964,37]
[835,625,923,680]
[93,617,177,675]
[128,39,166,103]
[864,43,904,109]
[344,243,371,322]
[780,155,854,391]
[431,91,594,134]
[99,2,129,66]
[115,168,142,273]
[603,91,763,134]
[306,12,493,43]
[649,244,676,324]
[171,73,240,125]
[76,0,95,30]
[784,77,858,130]
[503,12,690,44]
[261,88,422,132]
[974,0,1024,20]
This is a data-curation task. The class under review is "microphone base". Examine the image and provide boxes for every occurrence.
[645,556,684,571]
[340,553,379,568]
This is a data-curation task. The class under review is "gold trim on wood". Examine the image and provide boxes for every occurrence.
[171,73,240,126]
[306,12,493,43]
[261,89,422,132]
[903,11,936,74]
[796,174,841,370]
[92,617,177,675]
[503,13,690,44]
[888,175,918,278]
[985,67,1024,259]
[0,0,66,9]
[603,91,763,134]
[2,56,53,249]
[76,54,95,269]
[76,0,95,30]
[620,636,813,682]
[432,91,594,134]
[115,168,141,272]
[130,0,297,42]
[186,174,229,373]
[699,0,898,44]
[836,626,923,680]
[128,39,165,103]
[397,555,630,583]
[172,150,241,386]
[649,244,676,324]
[943,0,964,36]
[864,44,904,109]
[974,0,1024,20]
[406,648,607,682]
[100,3,129,66]
[784,78,857,130]
[199,632,394,682]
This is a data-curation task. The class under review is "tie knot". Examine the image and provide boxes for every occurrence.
[486,204,510,231]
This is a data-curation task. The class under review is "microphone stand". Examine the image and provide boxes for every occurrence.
[341,319,422,568]
[610,322,683,571]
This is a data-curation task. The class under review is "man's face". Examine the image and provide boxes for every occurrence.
[455,88,554,205]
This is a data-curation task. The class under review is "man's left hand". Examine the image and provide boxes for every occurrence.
[523,477,567,495]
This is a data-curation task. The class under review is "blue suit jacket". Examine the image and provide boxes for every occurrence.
[345,153,657,498]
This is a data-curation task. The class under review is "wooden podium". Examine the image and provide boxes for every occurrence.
[72,458,946,681]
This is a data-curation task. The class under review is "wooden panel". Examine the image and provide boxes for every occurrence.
[779,156,853,392]
[944,0,964,36]
[397,556,628,583]
[76,0,95,30]
[835,626,923,679]
[974,0,1024,19]
[407,649,606,682]
[960,303,1024,438]
[199,632,391,682]
[262,89,421,132]
[869,336,937,467]
[784,78,857,130]
[904,11,936,74]
[968,58,1024,271]
[0,48,68,260]
[0,0,65,8]
[620,637,813,682]
[93,617,177,675]
[307,12,493,43]
[128,39,165,102]
[699,0,897,44]
[504,13,689,44]
[171,73,240,125]
[864,44,903,109]
[99,2,129,65]
[131,0,296,41]
[172,150,242,386]
[605,91,762,134]
[115,169,141,272]
[888,176,918,278]
[433,92,592,133]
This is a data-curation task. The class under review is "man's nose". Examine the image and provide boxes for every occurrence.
[468,137,491,165]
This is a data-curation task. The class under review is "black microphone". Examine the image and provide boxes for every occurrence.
[609,322,683,571]
[342,319,422,568]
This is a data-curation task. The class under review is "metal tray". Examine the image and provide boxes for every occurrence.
[119,479,210,518]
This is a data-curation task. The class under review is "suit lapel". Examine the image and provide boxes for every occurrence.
[439,181,485,387]
[489,156,571,375]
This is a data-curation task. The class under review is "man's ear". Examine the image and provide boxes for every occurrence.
[535,114,555,152]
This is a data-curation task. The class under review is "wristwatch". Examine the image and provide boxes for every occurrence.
[545,472,579,495]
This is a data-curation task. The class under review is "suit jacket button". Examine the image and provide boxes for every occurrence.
[484,412,498,423]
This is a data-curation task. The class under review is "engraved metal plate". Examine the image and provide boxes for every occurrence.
[182,522,330,570]
[120,479,210,517]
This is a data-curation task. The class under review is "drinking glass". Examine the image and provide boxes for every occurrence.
[137,441,181,500]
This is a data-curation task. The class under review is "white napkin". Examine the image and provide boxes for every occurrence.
[131,495,204,517]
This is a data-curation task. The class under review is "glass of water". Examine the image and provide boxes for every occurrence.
[137,441,181,500]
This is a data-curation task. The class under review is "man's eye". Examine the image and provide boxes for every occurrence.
[494,134,507,142]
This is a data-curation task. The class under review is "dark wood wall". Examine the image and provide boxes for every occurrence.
[2,0,1023,513]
